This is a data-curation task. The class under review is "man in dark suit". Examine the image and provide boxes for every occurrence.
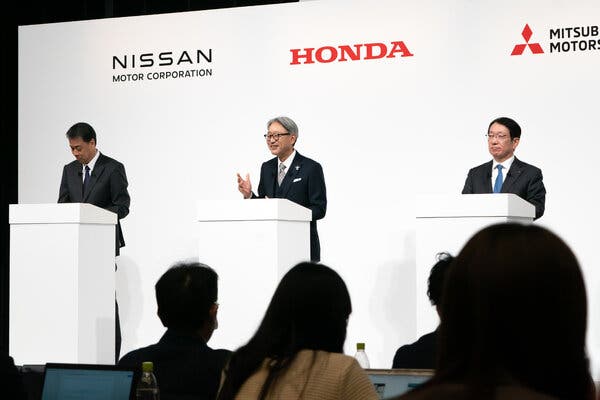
[237,116,327,262]
[58,121,130,361]
[462,117,546,219]
[119,262,230,400]
[58,122,130,253]
[392,252,453,369]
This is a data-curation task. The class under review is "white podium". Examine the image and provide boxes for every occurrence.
[197,199,311,350]
[9,203,117,365]
[414,193,535,335]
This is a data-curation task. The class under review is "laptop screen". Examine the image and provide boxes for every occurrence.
[41,363,137,400]
[367,368,433,399]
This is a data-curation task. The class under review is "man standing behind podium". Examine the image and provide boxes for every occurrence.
[462,117,546,219]
[237,116,326,262]
[58,122,130,252]
[58,121,130,360]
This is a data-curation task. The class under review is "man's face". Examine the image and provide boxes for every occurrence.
[69,137,97,165]
[487,122,519,163]
[266,121,296,161]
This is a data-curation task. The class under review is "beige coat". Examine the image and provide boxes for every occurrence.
[233,349,379,400]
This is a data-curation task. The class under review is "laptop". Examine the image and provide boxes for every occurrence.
[367,369,433,399]
[41,363,138,400]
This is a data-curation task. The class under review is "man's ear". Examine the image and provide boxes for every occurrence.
[209,303,219,329]
[512,137,520,149]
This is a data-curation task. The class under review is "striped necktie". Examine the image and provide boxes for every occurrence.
[278,163,286,186]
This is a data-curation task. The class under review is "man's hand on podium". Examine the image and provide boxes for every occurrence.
[237,173,252,199]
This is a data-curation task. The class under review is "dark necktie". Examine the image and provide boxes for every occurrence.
[493,164,503,193]
[82,165,91,195]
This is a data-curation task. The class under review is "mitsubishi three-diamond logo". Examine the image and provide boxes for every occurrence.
[511,24,544,55]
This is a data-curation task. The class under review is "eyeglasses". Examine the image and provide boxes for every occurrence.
[264,132,291,141]
[485,133,510,140]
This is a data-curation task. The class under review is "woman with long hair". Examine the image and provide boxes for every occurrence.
[397,223,594,400]
[217,262,378,400]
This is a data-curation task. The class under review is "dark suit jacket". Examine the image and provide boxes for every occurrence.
[391,383,559,400]
[118,330,231,400]
[461,157,546,220]
[392,330,437,370]
[58,152,130,255]
[253,152,327,262]
[2,354,26,400]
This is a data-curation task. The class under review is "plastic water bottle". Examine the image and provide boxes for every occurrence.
[354,342,370,369]
[136,361,160,400]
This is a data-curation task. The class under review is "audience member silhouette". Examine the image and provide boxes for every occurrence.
[217,262,378,400]
[119,261,230,400]
[393,252,453,369]
[1,353,26,400]
[394,223,594,400]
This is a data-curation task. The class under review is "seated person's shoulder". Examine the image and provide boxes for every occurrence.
[396,384,558,400]
[211,348,232,368]
[496,386,558,400]
[118,344,158,366]
[393,331,437,369]
[308,350,361,372]
[1,354,27,400]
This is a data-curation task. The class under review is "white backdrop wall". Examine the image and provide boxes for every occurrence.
[18,0,600,373]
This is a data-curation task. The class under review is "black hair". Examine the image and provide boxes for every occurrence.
[427,252,454,306]
[155,261,218,330]
[427,223,592,400]
[66,122,97,143]
[217,262,352,400]
[488,117,521,140]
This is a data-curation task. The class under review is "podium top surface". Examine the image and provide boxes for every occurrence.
[415,193,535,219]
[9,203,117,224]
[197,199,312,222]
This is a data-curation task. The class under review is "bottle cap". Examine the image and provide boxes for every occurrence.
[356,342,365,350]
[142,361,154,372]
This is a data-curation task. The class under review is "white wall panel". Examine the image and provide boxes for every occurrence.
[18,0,600,373]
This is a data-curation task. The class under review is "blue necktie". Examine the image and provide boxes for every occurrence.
[493,165,503,193]
[82,165,91,195]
